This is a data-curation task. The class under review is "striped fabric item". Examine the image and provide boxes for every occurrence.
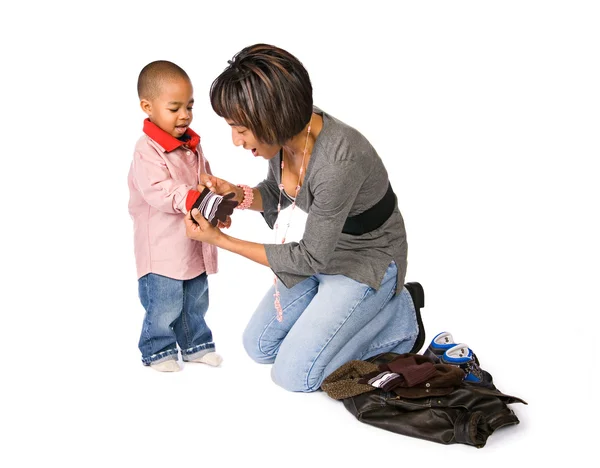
[195,190,222,224]
[185,187,238,227]
[366,371,401,391]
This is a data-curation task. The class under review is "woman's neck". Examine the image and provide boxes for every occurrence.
[281,113,323,166]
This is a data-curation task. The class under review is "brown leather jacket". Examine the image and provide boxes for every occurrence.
[321,352,527,448]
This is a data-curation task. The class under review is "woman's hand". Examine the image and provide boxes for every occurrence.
[186,209,269,267]
[199,174,243,203]
[185,209,222,245]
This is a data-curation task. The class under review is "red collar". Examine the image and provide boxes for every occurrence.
[143,118,200,153]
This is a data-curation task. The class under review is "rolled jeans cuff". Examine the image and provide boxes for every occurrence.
[181,342,215,361]
[142,348,178,366]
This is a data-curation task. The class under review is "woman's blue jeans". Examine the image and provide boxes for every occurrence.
[243,262,418,392]
[138,273,215,365]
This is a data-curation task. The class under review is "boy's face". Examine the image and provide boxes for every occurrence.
[140,77,194,138]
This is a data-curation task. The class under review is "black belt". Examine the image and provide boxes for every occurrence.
[342,183,396,236]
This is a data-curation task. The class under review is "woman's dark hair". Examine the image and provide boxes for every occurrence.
[210,44,313,145]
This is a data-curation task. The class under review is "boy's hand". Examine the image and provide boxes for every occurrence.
[217,216,232,229]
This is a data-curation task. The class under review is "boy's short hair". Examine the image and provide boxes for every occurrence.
[210,44,313,145]
[138,60,190,100]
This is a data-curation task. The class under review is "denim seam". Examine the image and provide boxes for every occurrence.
[256,283,319,358]
[362,285,416,355]
[142,276,155,357]
[363,288,419,356]
[303,285,375,391]
[181,281,191,349]
[305,274,401,391]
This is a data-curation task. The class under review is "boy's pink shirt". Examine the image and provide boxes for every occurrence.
[128,119,218,280]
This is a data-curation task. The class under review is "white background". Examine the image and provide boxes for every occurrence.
[1,1,598,466]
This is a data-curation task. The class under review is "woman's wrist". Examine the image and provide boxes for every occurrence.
[236,184,254,210]
[235,185,245,203]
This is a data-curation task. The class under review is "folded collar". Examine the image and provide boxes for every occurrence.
[143,118,200,153]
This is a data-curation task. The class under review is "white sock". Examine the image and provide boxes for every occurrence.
[150,360,180,372]
[190,352,223,367]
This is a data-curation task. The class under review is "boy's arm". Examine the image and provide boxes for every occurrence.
[131,149,192,214]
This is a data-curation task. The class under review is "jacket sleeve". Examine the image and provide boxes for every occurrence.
[131,148,193,214]
[264,160,365,276]
[343,390,521,448]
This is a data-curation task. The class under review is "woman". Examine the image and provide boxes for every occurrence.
[185,44,425,392]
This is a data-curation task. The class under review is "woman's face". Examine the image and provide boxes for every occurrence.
[226,119,280,159]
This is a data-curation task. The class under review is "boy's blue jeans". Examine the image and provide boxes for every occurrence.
[243,262,418,392]
[138,272,214,365]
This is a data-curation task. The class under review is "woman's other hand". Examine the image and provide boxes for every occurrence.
[185,209,222,244]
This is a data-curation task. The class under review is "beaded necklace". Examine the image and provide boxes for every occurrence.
[273,115,313,322]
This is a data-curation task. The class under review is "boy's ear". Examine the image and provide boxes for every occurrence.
[140,99,152,116]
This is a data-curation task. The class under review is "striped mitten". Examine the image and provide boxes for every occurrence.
[186,188,238,226]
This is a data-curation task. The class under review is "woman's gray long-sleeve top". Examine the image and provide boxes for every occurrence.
[258,108,408,294]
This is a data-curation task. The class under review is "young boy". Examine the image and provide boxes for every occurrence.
[128,61,236,372]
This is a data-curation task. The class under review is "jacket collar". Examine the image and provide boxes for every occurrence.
[143,118,200,153]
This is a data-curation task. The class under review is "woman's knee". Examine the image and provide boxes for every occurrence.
[242,323,277,364]
[270,354,323,393]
